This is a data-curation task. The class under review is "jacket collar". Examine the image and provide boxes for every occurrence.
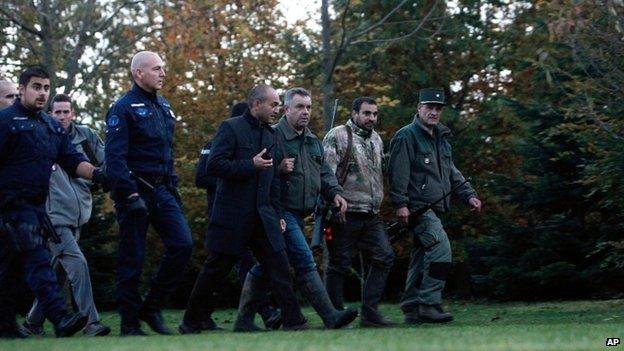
[244,109,264,129]
[68,122,87,143]
[412,114,451,138]
[277,116,314,140]
[346,118,373,139]
[14,99,43,120]
[131,83,158,102]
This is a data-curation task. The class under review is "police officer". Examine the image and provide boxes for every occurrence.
[179,84,307,333]
[0,79,18,109]
[0,67,107,338]
[388,88,482,323]
[235,88,358,330]
[105,51,193,336]
[322,97,395,327]
[22,94,111,337]
[194,101,281,331]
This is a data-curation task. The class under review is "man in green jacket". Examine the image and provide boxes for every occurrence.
[388,88,482,324]
[234,87,358,331]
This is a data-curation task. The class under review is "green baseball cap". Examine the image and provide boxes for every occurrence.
[418,88,446,105]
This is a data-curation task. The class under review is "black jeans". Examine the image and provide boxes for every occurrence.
[184,221,305,327]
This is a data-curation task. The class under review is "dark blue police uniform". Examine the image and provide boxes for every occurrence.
[105,84,192,329]
[0,100,86,331]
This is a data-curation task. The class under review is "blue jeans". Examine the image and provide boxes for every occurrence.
[250,211,316,278]
[115,185,193,326]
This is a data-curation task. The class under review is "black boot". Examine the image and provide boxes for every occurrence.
[233,273,265,332]
[139,293,174,335]
[298,271,358,329]
[417,304,453,323]
[258,304,282,330]
[54,312,88,337]
[324,271,345,310]
[120,324,147,336]
[360,266,395,328]
[0,319,29,339]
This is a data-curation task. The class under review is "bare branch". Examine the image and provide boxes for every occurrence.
[350,0,409,39]
[0,7,41,37]
[93,0,146,34]
[351,1,440,45]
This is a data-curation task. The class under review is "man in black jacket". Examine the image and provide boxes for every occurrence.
[194,101,280,330]
[179,85,307,333]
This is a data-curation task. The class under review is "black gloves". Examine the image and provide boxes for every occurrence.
[127,195,148,217]
[92,167,112,192]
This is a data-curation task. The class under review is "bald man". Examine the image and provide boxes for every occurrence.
[0,80,18,109]
[104,51,193,336]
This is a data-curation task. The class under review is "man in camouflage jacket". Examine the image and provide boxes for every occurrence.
[388,88,482,324]
[322,97,395,327]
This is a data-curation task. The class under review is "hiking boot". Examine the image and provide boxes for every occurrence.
[120,324,147,336]
[54,313,88,337]
[1,323,29,339]
[417,304,453,323]
[83,321,111,336]
[258,305,282,330]
[21,320,45,336]
[200,316,223,331]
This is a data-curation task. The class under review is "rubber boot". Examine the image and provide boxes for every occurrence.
[298,271,358,329]
[324,271,344,310]
[360,266,394,327]
[233,273,265,332]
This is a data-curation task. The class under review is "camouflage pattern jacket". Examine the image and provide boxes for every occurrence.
[322,119,384,214]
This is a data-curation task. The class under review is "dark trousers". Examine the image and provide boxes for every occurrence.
[183,223,305,327]
[115,185,193,327]
[326,212,394,275]
[0,205,69,328]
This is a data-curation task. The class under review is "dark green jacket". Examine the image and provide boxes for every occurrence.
[388,116,476,213]
[274,116,342,215]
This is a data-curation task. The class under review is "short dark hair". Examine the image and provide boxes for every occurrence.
[50,93,73,111]
[284,87,311,107]
[230,101,248,118]
[247,84,273,106]
[19,66,50,87]
[352,97,376,113]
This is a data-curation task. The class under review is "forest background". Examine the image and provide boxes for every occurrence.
[1,0,623,311]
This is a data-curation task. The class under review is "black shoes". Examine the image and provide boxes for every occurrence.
[120,324,148,336]
[138,309,173,335]
[1,323,29,339]
[83,322,112,336]
[259,307,282,330]
[20,320,44,336]
[54,313,88,337]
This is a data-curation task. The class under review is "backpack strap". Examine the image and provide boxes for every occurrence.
[336,124,353,186]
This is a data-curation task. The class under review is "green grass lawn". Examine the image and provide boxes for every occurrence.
[1,299,622,351]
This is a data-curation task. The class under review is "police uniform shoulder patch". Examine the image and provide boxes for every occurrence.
[108,115,120,127]
[135,107,149,117]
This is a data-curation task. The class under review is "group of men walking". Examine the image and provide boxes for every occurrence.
[0,50,481,338]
